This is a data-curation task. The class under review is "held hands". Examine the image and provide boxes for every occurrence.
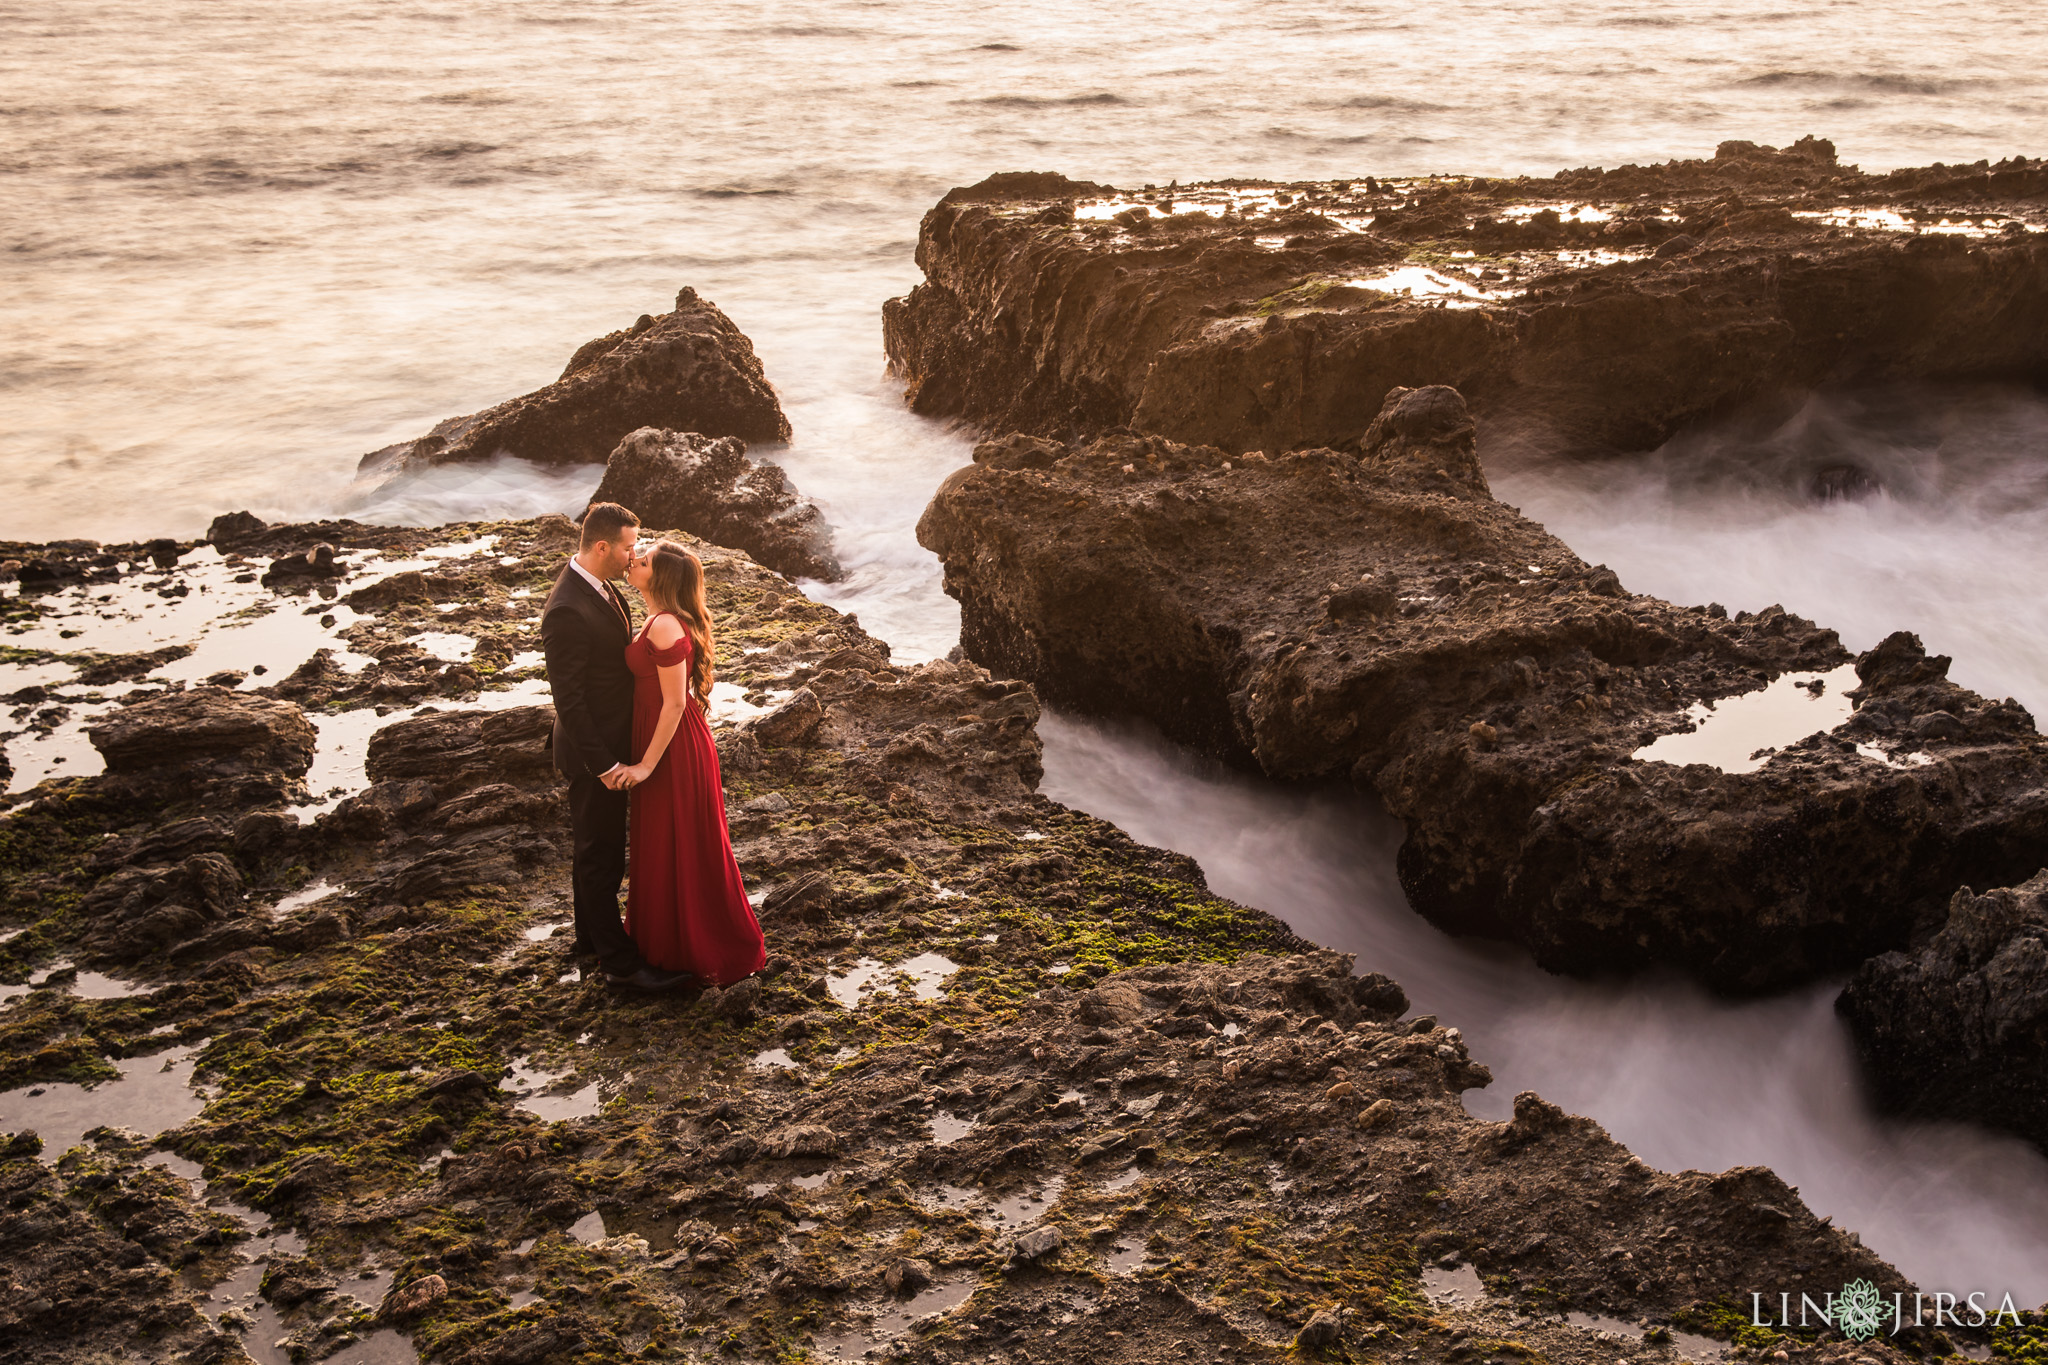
[603,763,653,791]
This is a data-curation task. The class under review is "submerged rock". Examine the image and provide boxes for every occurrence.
[917,386,2048,992]
[885,140,2048,459]
[590,428,841,581]
[1838,871,2048,1154]
[359,286,790,474]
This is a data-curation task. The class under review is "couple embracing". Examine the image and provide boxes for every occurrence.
[541,502,767,992]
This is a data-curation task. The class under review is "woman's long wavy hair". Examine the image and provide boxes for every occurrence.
[643,540,715,708]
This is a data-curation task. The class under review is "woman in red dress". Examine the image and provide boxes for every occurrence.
[614,540,766,986]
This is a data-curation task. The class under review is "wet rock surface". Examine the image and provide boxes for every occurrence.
[1838,871,2048,1155]
[591,427,841,582]
[0,509,1989,1362]
[917,387,2048,992]
[360,286,791,475]
[884,138,2048,460]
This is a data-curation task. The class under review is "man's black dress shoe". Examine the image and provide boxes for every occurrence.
[605,966,697,992]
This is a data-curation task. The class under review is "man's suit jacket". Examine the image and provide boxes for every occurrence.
[541,561,637,780]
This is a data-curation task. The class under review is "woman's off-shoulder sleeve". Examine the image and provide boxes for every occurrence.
[647,634,692,667]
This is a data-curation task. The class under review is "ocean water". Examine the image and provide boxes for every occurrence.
[7,0,2048,1302]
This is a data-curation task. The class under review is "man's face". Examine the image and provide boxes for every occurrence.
[597,526,638,578]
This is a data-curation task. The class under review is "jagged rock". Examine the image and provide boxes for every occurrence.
[883,1257,933,1295]
[359,287,789,474]
[1296,1309,1344,1348]
[758,871,832,923]
[331,778,439,840]
[885,142,2048,459]
[917,390,2048,992]
[364,705,557,798]
[762,1125,839,1159]
[260,1256,336,1308]
[207,510,267,545]
[380,1273,448,1321]
[748,688,824,747]
[1007,1224,1063,1266]
[1838,870,2048,1154]
[715,727,763,775]
[710,975,763,1020]
[90,688,315,777]
[261,543,340,584]
[590,428,840,581]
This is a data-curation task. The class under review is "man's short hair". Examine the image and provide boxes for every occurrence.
[580,502,639,548]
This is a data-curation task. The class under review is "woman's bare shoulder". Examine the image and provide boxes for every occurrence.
[646,611,687,647]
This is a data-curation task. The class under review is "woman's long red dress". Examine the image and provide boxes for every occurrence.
[624,614,766,986]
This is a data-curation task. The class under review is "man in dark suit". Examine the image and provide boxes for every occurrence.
[541,501,692,992]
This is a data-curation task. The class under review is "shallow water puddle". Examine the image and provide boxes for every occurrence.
[1343,265,1504,307]
[567,1210,608,1243]
[929,1112,977,1145]
[0,1043,204,1158]
[170,1197,311,1360]
[1102,1166,1144,1192]
[274,880,341,915]
[1105,1229,1150,1274]
[825,952,959,1008]
[499,1057,602,1121]
[751,1047,800,1071]
[521,918,569,943]
[63,967,143,999]
[989,1175,1065,1225]
[403,631,476,662]
[922,1183,979,1210]
[1632,663,1858,773]
[817,1277,978,1359]
[1422,1261,1486,1305]
[707,681,792,725]
[4,699,118,792]
[0,657,79,690]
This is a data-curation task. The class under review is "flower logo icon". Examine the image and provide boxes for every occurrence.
[1837,1280,1887,1341]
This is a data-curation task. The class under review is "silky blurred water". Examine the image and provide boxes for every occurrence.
[7,0,2048,1303]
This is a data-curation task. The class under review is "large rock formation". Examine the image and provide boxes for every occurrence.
[1837,871,2048,1154]
[885,140,2048,460]
[360,286,791,473]
[590,428,842,581]
[917,387,2048,992]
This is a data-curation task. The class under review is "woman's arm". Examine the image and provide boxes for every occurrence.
[623,616,689,785]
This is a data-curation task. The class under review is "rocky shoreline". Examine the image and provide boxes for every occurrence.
[3,194,2046,1360]
[0,509,2000,1363]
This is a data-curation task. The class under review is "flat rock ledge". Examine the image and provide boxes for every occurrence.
[884,139,2048,460]
[916,386,2048,993]
[0,514,1983,1364]
[1838,870,2048,1155]
[360,285,792,475]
